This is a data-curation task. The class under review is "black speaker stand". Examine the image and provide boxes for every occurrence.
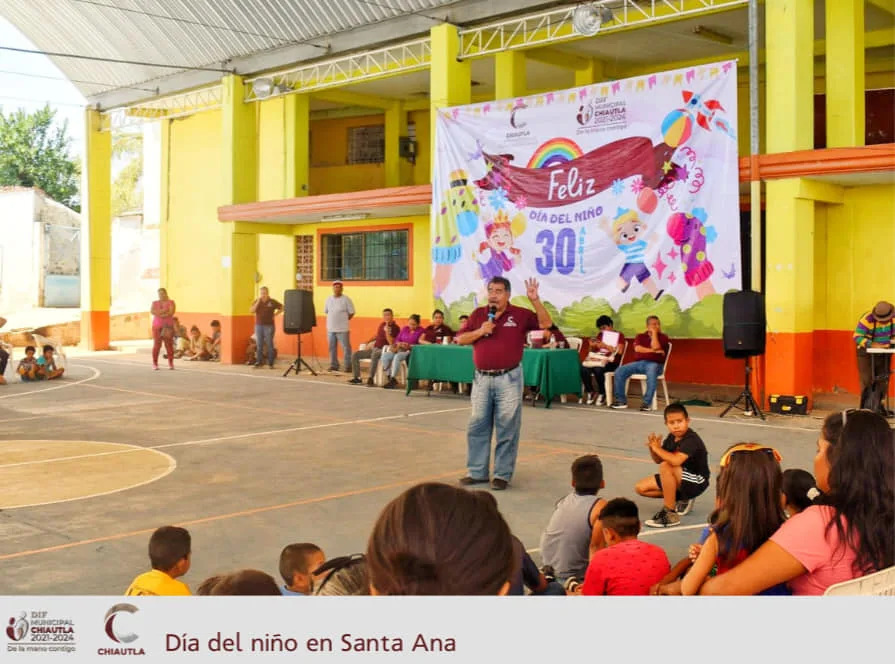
[283,333,317,377]
[720,359,765,420]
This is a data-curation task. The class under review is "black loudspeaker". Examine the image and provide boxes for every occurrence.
[283,289,316,335]
[723,290,766,358]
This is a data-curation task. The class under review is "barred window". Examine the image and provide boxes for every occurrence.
[320,229,409,282]
[346,125,385,164]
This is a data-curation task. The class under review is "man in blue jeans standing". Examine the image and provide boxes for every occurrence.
[611,315,670,411]
[324,280,355,372]
[456,276,551,490]
[251,287,282,369]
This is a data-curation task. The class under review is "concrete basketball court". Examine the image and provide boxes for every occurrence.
[0,353,825,595]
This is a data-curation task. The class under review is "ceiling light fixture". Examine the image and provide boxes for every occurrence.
[252,77,273,99]
[572,3,614,37]
[321,213,369,222]
[693,25,734,45]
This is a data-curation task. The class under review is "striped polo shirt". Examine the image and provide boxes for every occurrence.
[854,312,895,349]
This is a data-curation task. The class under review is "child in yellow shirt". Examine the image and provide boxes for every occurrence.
[125,526,192,596]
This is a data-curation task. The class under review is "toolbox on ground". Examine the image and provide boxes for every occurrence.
[769,394,808,415]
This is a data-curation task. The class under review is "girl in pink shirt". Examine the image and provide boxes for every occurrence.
[700,410,893,595]
[151,288,176,370]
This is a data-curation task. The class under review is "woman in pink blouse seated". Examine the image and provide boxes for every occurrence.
[700,409,893,595]
[381,314,425,389]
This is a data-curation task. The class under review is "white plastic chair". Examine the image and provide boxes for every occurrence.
[566,336,583,351]
[823,566,895,596]
[618,342,672,411]
[603,341,629,404]
[356,343,385,386]
[31,333,67,370]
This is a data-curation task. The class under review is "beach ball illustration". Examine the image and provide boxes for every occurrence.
[661,109,693,148]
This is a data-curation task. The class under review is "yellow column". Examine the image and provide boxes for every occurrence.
[825,0,865,147]
[220,74,259,364]
[159,119,171,288]
[284,94,310,197]
[80,109,111,350]
[494,50,526,100]
[430,24,471,145]
[575,59,605,86]
[764,0,816,405]
[385,102,408,187]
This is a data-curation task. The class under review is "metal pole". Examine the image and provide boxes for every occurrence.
[749,0,761,292]
[748,0,763,410]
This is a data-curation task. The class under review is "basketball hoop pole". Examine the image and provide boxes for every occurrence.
[719,359,765,420]
[283,333,317,377]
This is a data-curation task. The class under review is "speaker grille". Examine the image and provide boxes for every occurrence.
[283,289,316,334]
[722,290,766,358]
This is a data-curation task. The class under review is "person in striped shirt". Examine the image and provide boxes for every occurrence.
[854,300,894,413]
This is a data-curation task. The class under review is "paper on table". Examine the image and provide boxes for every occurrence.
[601,330,620,347]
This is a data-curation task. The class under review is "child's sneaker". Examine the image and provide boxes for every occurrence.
[675,499,695,516]
[563,577,580,593]
[645,508,681,528]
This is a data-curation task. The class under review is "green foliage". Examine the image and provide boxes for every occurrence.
[440,291,726,339]
[437,293,477,329]
[112,132,143,217]
[0,105,80,210]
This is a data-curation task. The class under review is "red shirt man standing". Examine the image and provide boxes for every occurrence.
[456,276,552,490]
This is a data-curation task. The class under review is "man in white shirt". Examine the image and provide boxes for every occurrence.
[324,281,355,372]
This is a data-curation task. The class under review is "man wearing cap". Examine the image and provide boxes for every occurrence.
[456,276,551,490]
[854,300,895,414]
[324,281,355,373]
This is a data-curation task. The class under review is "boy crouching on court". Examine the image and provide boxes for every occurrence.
[634,403,710,528]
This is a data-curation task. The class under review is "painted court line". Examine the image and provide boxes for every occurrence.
[0,449,567,562]
[0,365,101,400]
[0,406,472,469]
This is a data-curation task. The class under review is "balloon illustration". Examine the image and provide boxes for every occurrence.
[636,187,658,214]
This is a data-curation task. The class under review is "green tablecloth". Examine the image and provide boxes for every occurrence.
[405,344,582,408]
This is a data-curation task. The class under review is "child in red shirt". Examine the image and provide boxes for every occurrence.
[580,498,670,595]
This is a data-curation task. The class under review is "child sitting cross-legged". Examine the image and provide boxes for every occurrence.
[579,498,670,595]
[17,346,39,381]
[125,526,192,596]
[653,443,791,596]
[539,454,608,589]
[36,344,64,380]
[635,403,710,528]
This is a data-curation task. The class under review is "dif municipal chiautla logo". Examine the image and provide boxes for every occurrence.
[100,603,146,656]
[6,610,76,654]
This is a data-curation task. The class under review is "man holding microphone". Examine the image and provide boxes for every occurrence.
[251,287,282,369]
[456,276,552,490]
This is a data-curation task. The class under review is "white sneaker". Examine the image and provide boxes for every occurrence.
[586,393,596,405]
[675,499,695,516]
[595,395,605,406]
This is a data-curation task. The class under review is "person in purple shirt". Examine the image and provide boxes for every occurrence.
[382,314,425,389]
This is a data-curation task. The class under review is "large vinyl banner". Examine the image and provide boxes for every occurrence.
[432,60,742,338]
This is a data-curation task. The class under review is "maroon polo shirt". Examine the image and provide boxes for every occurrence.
[254,298,282,325]
[464,304,541,371]
[632,331,670,363]
[373,321,401,349]
[422,324,455,343]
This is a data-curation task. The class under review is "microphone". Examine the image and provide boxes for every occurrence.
[485,306,497,336]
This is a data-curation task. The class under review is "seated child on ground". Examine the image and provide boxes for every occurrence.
[656,443,790,596]
[125,526,192,596]
[278,542,326,596]
[635,403,710,528]
[580,498,670,595]
[172,317,189,359]
[781,468,821,518]
[17,346,39,381]
[36,344,64,380]
[184,326,211,361]
[208,320,222,361]
[245,334,257,365]
[539,454,608,586]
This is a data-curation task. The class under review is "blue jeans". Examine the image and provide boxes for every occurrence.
[467,365,524,482]
[381,350,410,378]
[255,324,275,366]
[328,331,351,370]
[613,360,662,407]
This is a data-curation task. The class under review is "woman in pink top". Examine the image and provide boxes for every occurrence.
[151,288,176,370]
[700,409,893,595]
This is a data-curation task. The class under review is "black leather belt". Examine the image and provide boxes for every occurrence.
[476,364,519,377]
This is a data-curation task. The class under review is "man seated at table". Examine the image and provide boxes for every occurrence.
[382,314,425,389]
[420,309,458,392]
[349,308,400,386]
[611,315,670,412]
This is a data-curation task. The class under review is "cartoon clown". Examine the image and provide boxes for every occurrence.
[599,207,664,301]
[432,169,481,298]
